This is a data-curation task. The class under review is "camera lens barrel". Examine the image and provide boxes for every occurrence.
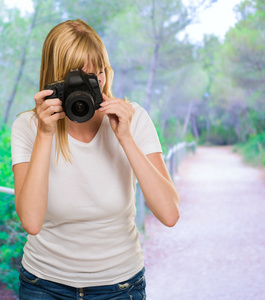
[65,91,95,123]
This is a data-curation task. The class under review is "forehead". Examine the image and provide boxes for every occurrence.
[82,57,104,73]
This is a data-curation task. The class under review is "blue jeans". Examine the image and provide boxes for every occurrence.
[19,265,146,300]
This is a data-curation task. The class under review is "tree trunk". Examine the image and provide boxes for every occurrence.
[191,114,199,140]
[182,102,193,137]
[3,1,40,124]
[145,43,159,114]
[206,112,211,139]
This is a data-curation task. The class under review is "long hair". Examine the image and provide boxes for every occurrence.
[38,19,114,162]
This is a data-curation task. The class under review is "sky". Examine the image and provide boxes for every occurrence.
[182,0,243,42]
[4,0,243,43]
[4,0,33,15]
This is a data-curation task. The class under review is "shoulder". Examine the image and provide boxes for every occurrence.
[129,102,162,154]
[12,111,37,127]
[12,111,37,136]
[130,102,150,125]
[11,111,37,166]
[130,102,146,115]
[130,102,157,136]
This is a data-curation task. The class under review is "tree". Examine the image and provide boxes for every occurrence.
[220,0,265,139]
[3,1,41,124]
[55,0,131,34]
[135,0,218,113]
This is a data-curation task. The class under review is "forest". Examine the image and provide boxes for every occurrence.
[0,0,264,294]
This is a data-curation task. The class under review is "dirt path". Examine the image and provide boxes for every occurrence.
[143,146,265,300]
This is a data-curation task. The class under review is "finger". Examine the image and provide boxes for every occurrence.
[41,111,65,124]
[50,111,66,121]
[46,105,64,115]
[40,108,64,121]
[34,90,54,106]
[100,102,135,116]
[100,99,130,112]
[100,106,128,119]
[99,101,127,112]
[42,99,63,110]
[101,94,125,106]
[102,93,111,103]
[37,99,62,116]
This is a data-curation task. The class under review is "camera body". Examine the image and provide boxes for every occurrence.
[44,70,103,123]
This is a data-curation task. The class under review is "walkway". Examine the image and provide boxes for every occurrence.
[143,146,265,300]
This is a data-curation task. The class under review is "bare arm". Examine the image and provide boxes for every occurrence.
[120,138,179,227]
[14,134,53,235]
[100,94,180,227]
[13,90,65,235]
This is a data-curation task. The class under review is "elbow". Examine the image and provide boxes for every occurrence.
[16,204,43,235]
[164,210,180,227]
[20,218,42,236]
[154,191,180,227]
[164,192,180,227]
[164,194,180,227]
[22,223,41,236]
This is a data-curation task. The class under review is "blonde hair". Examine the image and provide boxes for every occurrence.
[38,19,114,162]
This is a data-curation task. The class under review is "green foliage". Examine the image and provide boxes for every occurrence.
[153,119,166,153]
[154,117,181,154]
[184,132,195,143]
[200,126,238,146]
[235,132,265,166]
[222,26,265,91]
[0,125,13,188]
[57,0,130,34]
[249,109,265,134]
[163,118,181,148]
[0,125,27,293]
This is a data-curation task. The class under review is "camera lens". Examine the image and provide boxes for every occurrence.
[65,91,95,123]
[71,100,89,117]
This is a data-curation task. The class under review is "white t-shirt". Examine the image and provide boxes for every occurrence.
[11,102,162,288]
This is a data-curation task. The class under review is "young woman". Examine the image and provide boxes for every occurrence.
[11,19,179,300]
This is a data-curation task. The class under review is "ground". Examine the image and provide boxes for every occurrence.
[143,146,265,300]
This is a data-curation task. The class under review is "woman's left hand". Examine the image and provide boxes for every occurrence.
[99,93,135,143]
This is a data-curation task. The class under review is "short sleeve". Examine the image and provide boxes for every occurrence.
[11,111,37,169]
[131,103,162,155]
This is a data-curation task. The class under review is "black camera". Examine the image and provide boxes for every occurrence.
[44,70,103,123]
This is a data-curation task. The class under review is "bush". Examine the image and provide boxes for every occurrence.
[154,117,182,155]
[0,124,26,294]
[235,132,265,166]
[200,125,238,145]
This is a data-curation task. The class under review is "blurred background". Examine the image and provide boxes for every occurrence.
[0,0,264,298]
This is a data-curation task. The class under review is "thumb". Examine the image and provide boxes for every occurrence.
[101,93,112,105]
[102,93,110,101]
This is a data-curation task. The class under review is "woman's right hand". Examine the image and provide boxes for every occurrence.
[34,90,66,136]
